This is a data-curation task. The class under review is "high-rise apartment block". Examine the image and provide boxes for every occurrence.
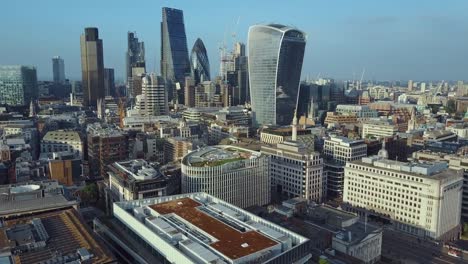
[0,65,37,106]
[248,24,306,126]
[80,27,105,107]
[182,145,270,208]
[52,56,65,83]
[343,155,463,240]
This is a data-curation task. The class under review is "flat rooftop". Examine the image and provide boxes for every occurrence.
[150,198,277,259]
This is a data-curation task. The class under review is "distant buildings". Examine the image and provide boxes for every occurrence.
[248,24,306,126]
[343,155,463,240]
[226,42,249,106]
[137,74,168,116]
[362,119,399,139]
[182,145,270,208]
[52,56,65,83]
[126,31,145,84]
[161,7,190,103]
[0,65,37,106]
[190,38,210,84]
[112,192,312,263]
[80,27,105,107]
[104,68,115,97]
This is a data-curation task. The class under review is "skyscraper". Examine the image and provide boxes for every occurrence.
[104,68,115,97]
[190,38,210,84]
[126,32,145,85]
[248,24,306,126]
[0,65,37,106]
[161,7,190,103]
[52,56,65,83]
[407,80,413,91]
[80,27,105,107]
[140,74,168,116]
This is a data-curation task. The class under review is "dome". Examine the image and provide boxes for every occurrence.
[378,140,389,159]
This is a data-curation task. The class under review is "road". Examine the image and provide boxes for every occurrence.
[382,228,467,264]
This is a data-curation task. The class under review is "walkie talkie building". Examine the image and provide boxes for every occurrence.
[248,24,306,126]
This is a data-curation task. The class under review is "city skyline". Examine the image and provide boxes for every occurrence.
[2,0,468,81]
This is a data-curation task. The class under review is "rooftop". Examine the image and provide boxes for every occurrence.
[43,130,81,142]
[183,145,258,167]
[114,193,309,263]
[111,159,163,181]
[0,208,115,264]
[150,198,277,260]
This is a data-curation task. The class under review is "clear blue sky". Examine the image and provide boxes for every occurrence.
[2,0,468,82]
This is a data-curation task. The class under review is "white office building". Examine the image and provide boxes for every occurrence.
[112,193,312,264]
[362,119,398,139]
[181,145,270,208]
[136,74,168,116]
[336,105,378,119]
[323,136,367,197]
[343,155,463,240]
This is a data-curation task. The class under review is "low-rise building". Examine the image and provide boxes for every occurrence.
[112,192,312,264]
[41,130,83,158]
[362,119,399,139]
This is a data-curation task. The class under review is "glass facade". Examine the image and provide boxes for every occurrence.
[190,38,210,84]
[248,24,306,126]
[52,56,65,83]
[161,7,190,102]
[126,32,145,82]
[0,65,37,106]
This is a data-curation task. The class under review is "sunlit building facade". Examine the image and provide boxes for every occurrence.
[248,24,306,126]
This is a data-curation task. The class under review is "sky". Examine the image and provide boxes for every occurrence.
[1,0,468,82]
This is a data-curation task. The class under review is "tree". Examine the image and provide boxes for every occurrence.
[446,99,457,114]
[319,258,330,264]
[80,183,98,204]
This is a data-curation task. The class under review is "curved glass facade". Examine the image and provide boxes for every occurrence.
[248,24,306,126]
[190,38,210,84]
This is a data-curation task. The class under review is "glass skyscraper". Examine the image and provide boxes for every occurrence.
[0,65,37,106]
[190,38,210,84]
[126,32,145,82]
[52,56,65,83]
[80,27,105,107]
[248,24,306,126]
[160,7,190,103]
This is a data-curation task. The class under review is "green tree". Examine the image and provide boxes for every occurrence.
[319,259,330,264]
[80,183,98,204]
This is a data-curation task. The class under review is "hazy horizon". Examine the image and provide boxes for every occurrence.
[2,0,468,82]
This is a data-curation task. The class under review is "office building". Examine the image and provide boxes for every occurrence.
[112,192,312,263]
[343,155,463,240]
[41,130,83,158]
[362,119,399,139]
[52,56,65,83]
[164,137,197,163]
[182,145,270,208]
[323,136,367,197]
[126,32,145,83]
[87,123,129,178]
[0,65,37,106]
[135,74,168,116]
[335,105,378,118]
[48,152,82,186]
[190,38,210,84]
[104,68,115,97]
[413,151,468,220]
[161,7,190,102]
[248,24,306,126]
[107,159,176,202]
[407,80,413,91]
[80,27,104,107]
[262,119,324,202]
[184,76,196,107]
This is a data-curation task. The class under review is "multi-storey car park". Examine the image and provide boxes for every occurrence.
[112,192,311,264]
